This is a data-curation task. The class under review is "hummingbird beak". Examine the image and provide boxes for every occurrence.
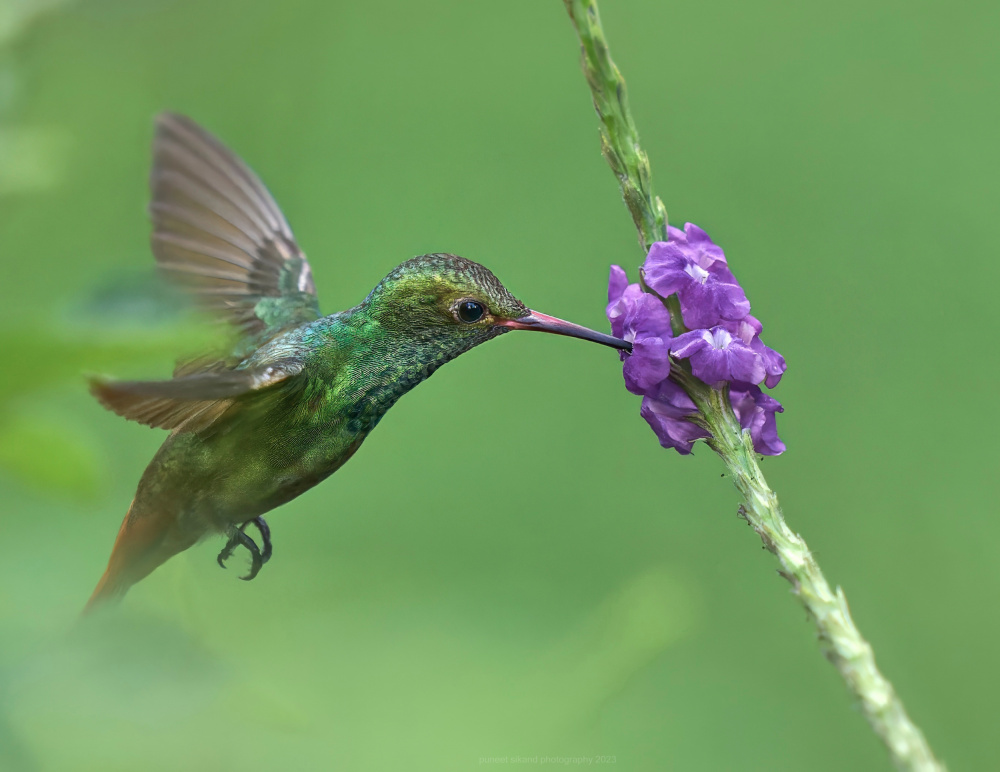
[498,311,632,352]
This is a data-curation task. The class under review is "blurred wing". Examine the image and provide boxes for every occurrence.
[89,359,304,433]
[150,113,321,345]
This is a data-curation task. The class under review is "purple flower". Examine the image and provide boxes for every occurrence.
[640,379,710,454]
[605,226,787,457]
[724,314,762,344]
[724,314,787,388]
[751,339,786,388]
[606,266,644,341]
[606,265,632,336]
[670,327,766,386]
[729,382,785,455]
[642,223,750,329]
[607,266,673,394]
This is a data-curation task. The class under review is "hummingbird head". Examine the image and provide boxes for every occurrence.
[363,254,631,356]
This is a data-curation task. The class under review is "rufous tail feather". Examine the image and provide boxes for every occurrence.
[84,499,188,613]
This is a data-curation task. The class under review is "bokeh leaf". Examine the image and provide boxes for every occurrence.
[0,408,106,501]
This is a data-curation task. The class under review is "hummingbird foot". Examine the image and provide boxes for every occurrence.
[216,517,272,581]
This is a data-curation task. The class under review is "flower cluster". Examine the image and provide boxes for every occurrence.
[607,223,786,455]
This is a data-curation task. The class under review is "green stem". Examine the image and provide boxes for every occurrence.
[565,0,666,249]
[563,0,685,337]
[564,2,945,769]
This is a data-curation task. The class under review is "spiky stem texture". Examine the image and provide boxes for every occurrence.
[563,1,944,770]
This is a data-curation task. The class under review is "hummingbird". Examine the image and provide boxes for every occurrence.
[85,113,630,612]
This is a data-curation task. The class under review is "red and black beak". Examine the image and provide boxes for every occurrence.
[498,311,631,352]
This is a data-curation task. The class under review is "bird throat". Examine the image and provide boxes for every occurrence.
[341,324,506,435]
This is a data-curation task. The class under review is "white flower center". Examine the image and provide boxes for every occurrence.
[683,262,709,284]
[710,328,733,350]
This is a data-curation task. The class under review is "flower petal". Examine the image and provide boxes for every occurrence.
[671,328,764,386]
[642,242,692,298]
[724,314,763,344]
[627,294,673,341]
[729,382,785,455]
[608,265,629,304]
[751,338,787,388]
[640,394,710,454]
[623,337,673,395]
[683,222,727,266]
[606,280,644,341]
[688,348,731,385]
[646,378,699,413]
[724,342,766,385]
[677,266,750,329]
[669,329,712,359]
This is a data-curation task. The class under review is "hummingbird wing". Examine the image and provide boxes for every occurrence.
[150,113,321,351]
[89,359,304,432]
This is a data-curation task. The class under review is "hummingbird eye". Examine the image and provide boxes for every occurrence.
[456,300,486,323]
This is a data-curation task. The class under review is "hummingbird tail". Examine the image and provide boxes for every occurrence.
[83,498,193,614]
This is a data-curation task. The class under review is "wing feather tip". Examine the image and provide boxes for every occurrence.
[87,376,157,427]
[87,375,234,432]
[155,111,193,131]
[146,112,321,340]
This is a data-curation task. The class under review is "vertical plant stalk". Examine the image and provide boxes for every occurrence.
[563,1,945,770]
[565,0,686,337]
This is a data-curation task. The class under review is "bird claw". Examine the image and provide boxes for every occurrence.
[217,517,272,581]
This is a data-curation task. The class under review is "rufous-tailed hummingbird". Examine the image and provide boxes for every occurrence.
[85,114,630,612]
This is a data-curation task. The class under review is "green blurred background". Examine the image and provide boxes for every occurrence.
[1,0,997,769]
